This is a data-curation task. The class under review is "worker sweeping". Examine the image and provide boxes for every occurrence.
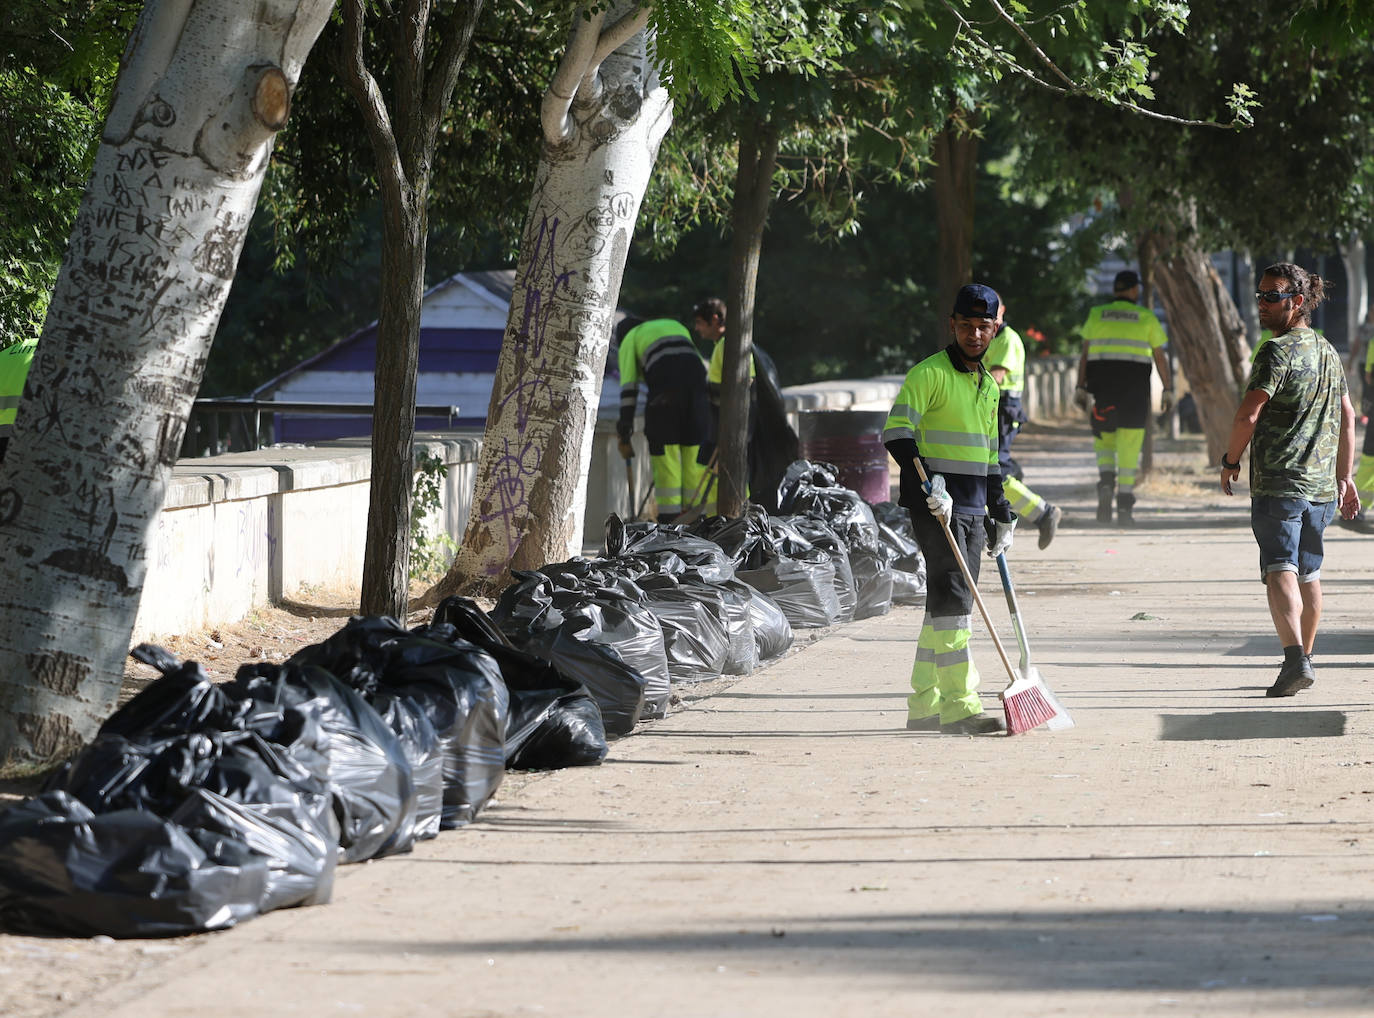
[883,284,1016,735]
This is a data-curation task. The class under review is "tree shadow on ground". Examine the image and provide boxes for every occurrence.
[353,906,1374,995]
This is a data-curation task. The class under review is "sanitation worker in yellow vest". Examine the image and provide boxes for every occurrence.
[615,317,710,521]
[883,284,1016,736]
[986,303,1061,549]
[1073,269,1173,525]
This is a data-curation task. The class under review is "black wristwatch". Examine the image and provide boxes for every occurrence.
[1220,453,1241,470]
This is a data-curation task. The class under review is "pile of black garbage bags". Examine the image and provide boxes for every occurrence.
[0,459,924,939]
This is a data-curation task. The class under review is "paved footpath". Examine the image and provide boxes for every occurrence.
[7,423,1374,1017]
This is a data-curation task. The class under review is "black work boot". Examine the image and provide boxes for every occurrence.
[943,712,1006,735]
[1096,473,1116,525]
[1267,655,1316,697]
[1037,504,1062,549]
[1117,491,1136,527]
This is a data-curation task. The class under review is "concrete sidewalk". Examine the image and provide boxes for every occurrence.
[9,422,1374,1017]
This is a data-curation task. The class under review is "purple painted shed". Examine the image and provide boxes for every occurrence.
[254,269,625,442]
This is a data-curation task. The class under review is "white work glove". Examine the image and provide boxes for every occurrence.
[1160,389,1175,412]
[1073,386,1092,412]
[985,517,1015,558]
[922,473,953,523]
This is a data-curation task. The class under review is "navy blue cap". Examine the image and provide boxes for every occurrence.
[1113,269,1140,291]
[950,283,1000,319]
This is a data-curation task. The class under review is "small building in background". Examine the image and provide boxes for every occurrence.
[254,269,626,442]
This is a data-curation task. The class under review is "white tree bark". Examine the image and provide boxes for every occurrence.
[433,2,671,597]
[0,0,334,774]
[1340,234,1367,349]
[1153,241,1249,462]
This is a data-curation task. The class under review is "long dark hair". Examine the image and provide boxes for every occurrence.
[1263,262,1327,324]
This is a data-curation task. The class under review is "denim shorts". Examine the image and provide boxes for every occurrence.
[1250,495,1335,583]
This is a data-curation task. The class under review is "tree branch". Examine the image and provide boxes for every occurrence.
[337,0,407,196]
[420,0,485,153]
[980,0,1077,90]
[587,5,651,84]
[541,7,604,145]
[939,0,1238,129]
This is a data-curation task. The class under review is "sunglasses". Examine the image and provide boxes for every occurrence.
[1256,290,1300,304]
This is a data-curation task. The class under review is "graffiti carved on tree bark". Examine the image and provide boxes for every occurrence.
[0,0,334,775]
[433,3,670,599]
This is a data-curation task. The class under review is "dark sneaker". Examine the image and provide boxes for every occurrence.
[1266,658,1316,697]
[1117,494,1136,527]
[905,715,941,732]
[943,712,1005,735]
[1037,504,1062,549]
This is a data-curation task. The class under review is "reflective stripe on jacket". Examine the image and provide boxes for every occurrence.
[617,320,706,433]
[1080,300,1167,366]
[883,345,1004,515]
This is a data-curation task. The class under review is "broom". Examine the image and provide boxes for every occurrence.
[909,458,1022,734]
[994,551,1073,734]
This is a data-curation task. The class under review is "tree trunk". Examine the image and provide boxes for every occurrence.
[0,0,334,775]
[334,0,485,618]
[1151,239,1249,462]
[1235,250,1259,345]
[429,4,669,599]
[361,196,425,616]
[1340,233,1367,347]
[932,116,978,314]
[718,118,779,518]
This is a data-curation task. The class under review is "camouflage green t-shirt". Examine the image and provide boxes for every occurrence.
[1246,326,1347,500]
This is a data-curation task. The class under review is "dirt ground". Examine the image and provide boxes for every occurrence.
[6,423,1374,1016]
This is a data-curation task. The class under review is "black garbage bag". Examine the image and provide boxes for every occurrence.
[890,566,926,604]
[704,509,839,628]
[730,579,793,661]
[870,501,926,571]
[102,645,251,738]
[500,674,607,771]
[430,596,639,740]
[699,576,758,675]
[290,617,509,831]
[51,728,338,861]
[418,611,608,769]
[634,572,731,684]
[605,550,757,676]
[605,517,737,584]
[847,545,895,620]
[370,692,443,842]
[0,791,268,938]
[169,784,337,914]
[493,571,671,719]
[786,515,857,624]
[748,345,800,513]
[774,458,845,515]
[777,459,895,618]
[234,662,418,864]
[736,554,839,629]
[870,501,927,604]
[52,650,342,913]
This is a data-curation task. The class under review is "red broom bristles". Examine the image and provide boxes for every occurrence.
[1003,683,1059,735]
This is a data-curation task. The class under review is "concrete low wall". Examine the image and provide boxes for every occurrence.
[136,360,1080,640]
[134,435,481,641]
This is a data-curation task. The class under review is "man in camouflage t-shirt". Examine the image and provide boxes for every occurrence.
[1220,262,1360,697]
